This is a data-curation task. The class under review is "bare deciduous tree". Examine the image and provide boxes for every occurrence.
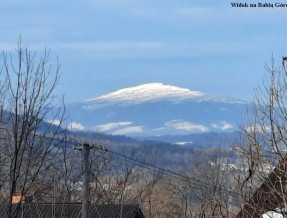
[235,57,287,217]
[0,40,66,217]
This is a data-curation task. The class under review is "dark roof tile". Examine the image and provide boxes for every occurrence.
[0,203,145,218]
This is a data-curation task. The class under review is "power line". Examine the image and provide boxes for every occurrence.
[0,126,240,198]
[93,145,240,198]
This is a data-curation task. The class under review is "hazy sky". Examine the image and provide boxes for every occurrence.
[1,0,287,103]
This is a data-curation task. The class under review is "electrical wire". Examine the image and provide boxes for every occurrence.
[0,126,240,198]
[93,145,240,199]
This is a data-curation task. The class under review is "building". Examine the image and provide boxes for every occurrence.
[0,203,145,218]
[236,156,287,217]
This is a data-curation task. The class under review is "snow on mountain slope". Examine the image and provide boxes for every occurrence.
[64,83,247,136]
[85,83,204,104]
[84,83,244,107]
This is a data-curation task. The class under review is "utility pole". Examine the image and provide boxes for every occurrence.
[74,143,93,218]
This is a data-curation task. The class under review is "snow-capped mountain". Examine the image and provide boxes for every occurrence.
[64,83,247,136]
[83,83,244,109]
[85,83,205,105]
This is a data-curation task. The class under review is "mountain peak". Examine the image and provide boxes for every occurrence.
[85,83,205,104]
[66,83,246,136]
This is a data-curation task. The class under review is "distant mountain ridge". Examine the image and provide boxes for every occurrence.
[64,83,248,136]
[82,83,245,109]
[144,131,244,147]
[85,83,205,105]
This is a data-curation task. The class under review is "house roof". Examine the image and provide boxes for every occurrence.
[0,203,145,218]
[236,155,287,218]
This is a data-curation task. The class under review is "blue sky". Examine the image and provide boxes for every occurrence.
[1,0,287,103]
